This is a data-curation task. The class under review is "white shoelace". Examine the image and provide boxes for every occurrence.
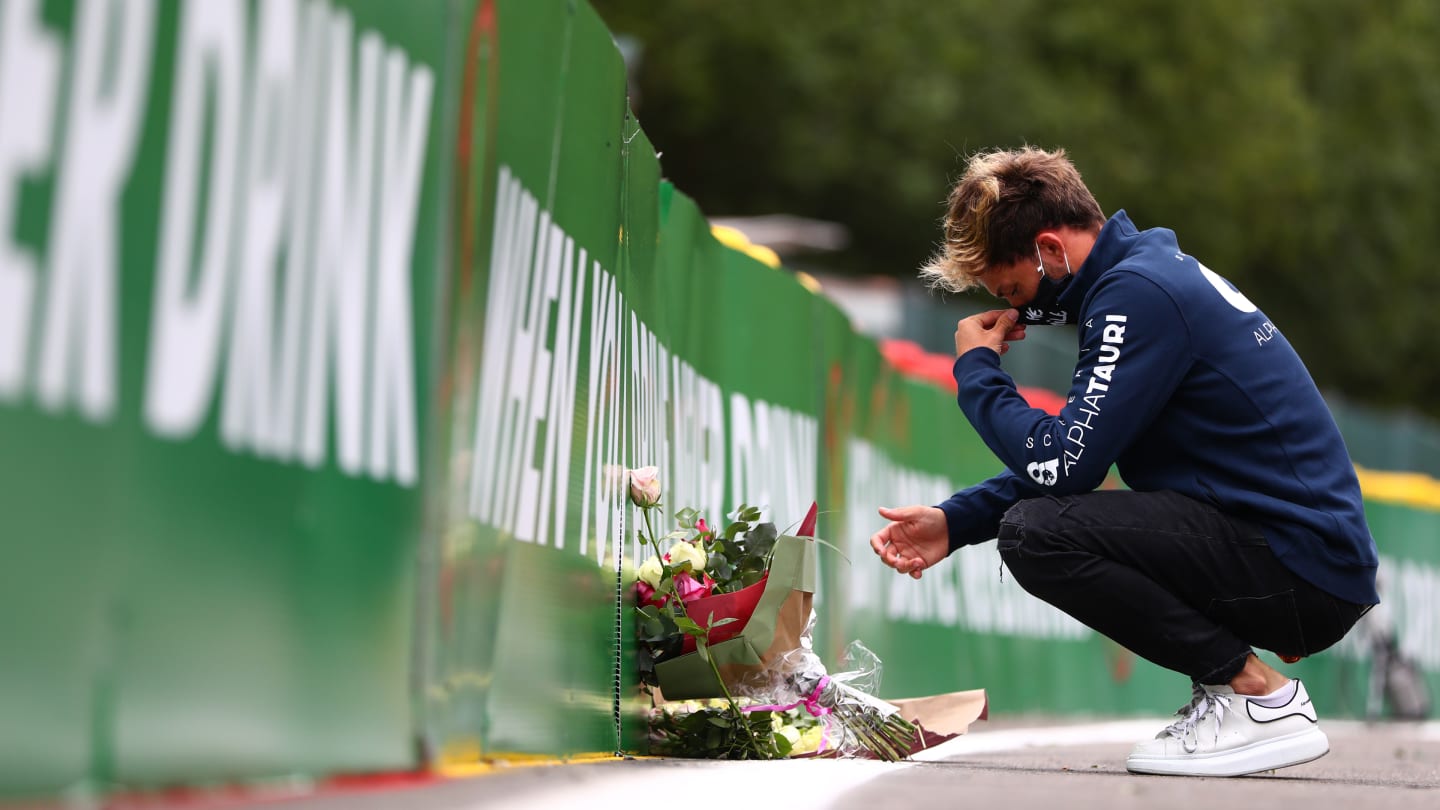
[1162,684,1233,753]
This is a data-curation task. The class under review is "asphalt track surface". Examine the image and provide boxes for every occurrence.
[271,716,1440,810]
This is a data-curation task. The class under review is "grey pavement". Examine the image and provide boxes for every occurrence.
[208,717,1440,809]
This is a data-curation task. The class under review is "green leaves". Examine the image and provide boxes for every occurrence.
[635,604,683,685]
[674,507,700,528]
[647,704,811,760]
[635,604,680,645]
[673,611,741,667]
[705,546,736,583]
[673,615,705,637]
[728,519,777,590]
[733,505,762,524]
[772,730,794,757]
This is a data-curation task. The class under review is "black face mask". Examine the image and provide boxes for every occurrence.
[1018,240,1077,325]
[1017,273,1075,325]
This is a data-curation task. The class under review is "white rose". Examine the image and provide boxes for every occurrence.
[637,555,664,587]
[776,724,801,746]
[666,540,707,572]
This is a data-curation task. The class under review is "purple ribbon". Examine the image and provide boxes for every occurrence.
[742,676,832,753]
[743,675,832,716]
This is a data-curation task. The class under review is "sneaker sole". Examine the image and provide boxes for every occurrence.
[1125,726,1330,777]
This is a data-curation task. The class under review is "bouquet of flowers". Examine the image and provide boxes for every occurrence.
[626,466,922,761]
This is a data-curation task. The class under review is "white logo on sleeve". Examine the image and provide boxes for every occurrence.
[1027,458,1060,486]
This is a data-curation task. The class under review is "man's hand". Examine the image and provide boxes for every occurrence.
[955,308,1025,357]
[869,505,949,580]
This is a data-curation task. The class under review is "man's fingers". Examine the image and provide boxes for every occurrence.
[874,505,938,575]
[973,309,1005,328]
[877,505,911,522]
[997,320,1027,356]
[878,504,928,525]
[977,308,1019,329]
[898,556,925,578]
[870,527,903,569]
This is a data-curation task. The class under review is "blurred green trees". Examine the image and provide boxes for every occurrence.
[592,0,1440,414]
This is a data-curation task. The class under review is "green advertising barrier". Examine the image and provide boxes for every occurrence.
[1,0,450,796]
[420,0,628,766]
[3,0,1439,800]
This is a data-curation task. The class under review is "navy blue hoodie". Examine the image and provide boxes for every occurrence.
[938,211,1379,606]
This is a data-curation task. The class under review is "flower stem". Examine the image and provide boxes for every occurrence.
[641,506,662,559]
[699,639,766,758]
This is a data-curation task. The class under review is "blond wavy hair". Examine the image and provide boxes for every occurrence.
[921,147,1105,293]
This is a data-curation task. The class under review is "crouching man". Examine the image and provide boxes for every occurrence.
[871,147,1377,777]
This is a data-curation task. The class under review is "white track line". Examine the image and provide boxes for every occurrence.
[911,717,1440,760]
[911,719,1166,760]
[1409,720,1440,741]
[508,759,907,810]
[509,722,1166,809]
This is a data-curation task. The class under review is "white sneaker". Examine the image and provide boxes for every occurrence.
[1125,679,1329,777]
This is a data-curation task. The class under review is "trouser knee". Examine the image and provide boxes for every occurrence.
[996,497,1065,582]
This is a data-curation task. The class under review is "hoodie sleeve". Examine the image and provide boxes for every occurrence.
[952,272,1191,495]
[936,469,1038,552]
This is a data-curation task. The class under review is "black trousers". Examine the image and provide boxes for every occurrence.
[997,490,1368,685]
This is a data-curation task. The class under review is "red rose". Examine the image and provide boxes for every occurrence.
[635,579,667,609]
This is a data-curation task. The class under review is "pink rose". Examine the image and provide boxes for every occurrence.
[673,571,715,602]
[696,517,711,537]
[627,466,662,508]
